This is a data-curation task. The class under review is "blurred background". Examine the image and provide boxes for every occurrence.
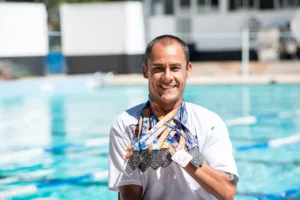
[0,0,300,199]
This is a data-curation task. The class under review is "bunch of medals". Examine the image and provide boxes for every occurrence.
[127,100,205,172]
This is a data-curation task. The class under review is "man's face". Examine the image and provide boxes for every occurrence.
[143,41,192,110]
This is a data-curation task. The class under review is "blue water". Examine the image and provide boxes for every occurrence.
[0,84,300,199]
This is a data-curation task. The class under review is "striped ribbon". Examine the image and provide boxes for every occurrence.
[133,100,197,151]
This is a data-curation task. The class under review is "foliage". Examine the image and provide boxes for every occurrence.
[6,0,140,9]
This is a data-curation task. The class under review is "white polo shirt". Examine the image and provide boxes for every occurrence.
[108,102,238,200]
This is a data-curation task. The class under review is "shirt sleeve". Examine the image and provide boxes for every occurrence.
[108,116,142,191]
[202,113,239,177]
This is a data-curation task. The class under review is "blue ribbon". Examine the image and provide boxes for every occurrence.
[133,99,198,151]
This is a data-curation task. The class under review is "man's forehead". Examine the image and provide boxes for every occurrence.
[150,41,184,56]
[153,38,181,49]
[156,38,175,47]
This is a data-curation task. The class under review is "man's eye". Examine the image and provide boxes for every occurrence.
[153,67,163,72]
[172,67,181,71]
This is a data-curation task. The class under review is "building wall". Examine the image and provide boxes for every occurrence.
[0,3,48,76]
[60,2,146,74]
[149,9,298,51]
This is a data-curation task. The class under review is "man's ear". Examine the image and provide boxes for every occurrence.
[187,62,192,79]
[142,63,148,79]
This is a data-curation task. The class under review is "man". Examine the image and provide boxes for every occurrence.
[108,35,239,200]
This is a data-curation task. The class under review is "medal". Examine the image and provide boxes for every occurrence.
[150,150,165,170]
[160,149,173,167]
[189,147,205,168]
[138,150,154,172]
[171,148,192,168]
[128,151,141,170]
[128,100,199,172]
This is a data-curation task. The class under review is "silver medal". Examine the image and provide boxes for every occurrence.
[138,150,154,172]
[150,150,165,170]
[189,147,205,168]
[128,151,141,170]
[172,148,193,168]
[159,149,173,167]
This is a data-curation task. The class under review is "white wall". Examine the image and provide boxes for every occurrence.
[193,9,297,51]
[148,9,298,51]
[148,16,176,42]
[60,2,146,56]
[0,3,48,57]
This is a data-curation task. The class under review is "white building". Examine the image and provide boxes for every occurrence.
[144,0,300,60]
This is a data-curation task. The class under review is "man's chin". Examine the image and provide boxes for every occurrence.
[159,96,178,106]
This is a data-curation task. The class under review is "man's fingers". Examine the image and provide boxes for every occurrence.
[123,151,133,160]
[125,145,134,151]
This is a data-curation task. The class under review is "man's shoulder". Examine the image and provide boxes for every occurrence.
[112,103,145,128]
[185,102,217,116]
[185,102,223,122]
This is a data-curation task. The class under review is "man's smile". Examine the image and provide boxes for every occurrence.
[159,84,176,89]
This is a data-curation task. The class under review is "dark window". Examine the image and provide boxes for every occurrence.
[180,0,190,7]
[260,0,274,9]
[229,0,244,11]
[164,0,174,15]
[212,0,219,6]
[248,0,254,8]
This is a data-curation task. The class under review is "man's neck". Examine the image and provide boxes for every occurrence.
[155,100,183,115]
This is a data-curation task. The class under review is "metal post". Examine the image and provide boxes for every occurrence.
[143,0,151,42]
[220,0,228,13]
[205,0,211,12]
[174,0,180,17]
[242,28,249,76]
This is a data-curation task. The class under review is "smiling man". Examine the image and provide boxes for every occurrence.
[108,35,239,200]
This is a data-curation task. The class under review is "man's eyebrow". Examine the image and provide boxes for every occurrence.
[151,63,164,67]
[170,63,182,67]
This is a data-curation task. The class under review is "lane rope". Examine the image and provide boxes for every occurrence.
[253,187,300,200]
[0,137,109,164]
[0,171,108,199]
[234,134,300,152]
[226,109,300,126]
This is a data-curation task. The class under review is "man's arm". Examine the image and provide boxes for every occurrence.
[119,185,142,200]
[181,112,239,200]
[183,161,238,200]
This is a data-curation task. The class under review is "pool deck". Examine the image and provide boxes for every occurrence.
[108,61,300,85]
[2,61,300,85]
[108,74,300,85]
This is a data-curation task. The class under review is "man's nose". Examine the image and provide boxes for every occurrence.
[162,68,173,82]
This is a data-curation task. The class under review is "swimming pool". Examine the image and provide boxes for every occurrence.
[0,81,300,200]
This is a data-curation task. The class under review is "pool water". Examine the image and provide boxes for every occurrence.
[0,84,300,200]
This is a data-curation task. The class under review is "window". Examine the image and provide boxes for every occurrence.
[212,0,219,6]
[164,0,174,15]
[197,0,219,13]
[180,0,191,7]
[259,0,274,9]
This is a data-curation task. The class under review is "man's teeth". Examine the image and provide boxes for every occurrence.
[161,85,175,89]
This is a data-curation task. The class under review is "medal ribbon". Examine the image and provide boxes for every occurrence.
[133,98,198,151]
